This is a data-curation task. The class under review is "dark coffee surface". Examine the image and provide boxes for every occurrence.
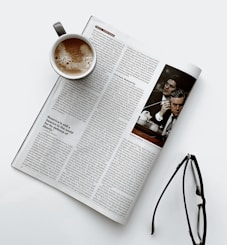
[54,38,94,76]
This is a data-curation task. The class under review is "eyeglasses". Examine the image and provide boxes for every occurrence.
[151,154,207,245]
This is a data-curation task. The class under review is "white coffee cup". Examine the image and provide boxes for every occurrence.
[50,22,97,80]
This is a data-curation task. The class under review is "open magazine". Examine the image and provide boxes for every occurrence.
[12,16,201,224]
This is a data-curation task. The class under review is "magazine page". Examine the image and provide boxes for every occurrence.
[12,16,201,224]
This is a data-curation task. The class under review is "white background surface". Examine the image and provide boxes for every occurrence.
[1,0,226,244]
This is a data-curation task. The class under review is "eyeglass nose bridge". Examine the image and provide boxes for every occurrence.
[196,187,201,196]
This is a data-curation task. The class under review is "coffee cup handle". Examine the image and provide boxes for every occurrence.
[53,22,66,36]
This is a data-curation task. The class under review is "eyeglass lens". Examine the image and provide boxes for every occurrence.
[183,159,205,244]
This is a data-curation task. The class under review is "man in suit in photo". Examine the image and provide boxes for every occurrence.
[153,89,186,141]
[144,74,181,120]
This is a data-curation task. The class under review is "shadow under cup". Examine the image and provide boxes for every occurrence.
[50,34,97,80]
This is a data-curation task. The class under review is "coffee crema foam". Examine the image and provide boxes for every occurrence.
[54,38,94,76]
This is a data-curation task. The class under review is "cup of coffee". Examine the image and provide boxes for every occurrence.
[50,22,97,80]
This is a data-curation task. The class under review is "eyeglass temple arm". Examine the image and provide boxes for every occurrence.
[151,155,189,235]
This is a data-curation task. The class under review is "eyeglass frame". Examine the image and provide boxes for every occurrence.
[151,154,207,245]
